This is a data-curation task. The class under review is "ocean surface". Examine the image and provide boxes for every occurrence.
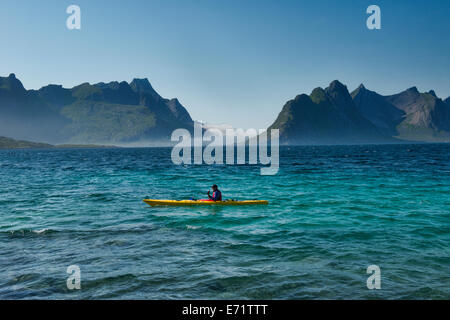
[0,144,449,299]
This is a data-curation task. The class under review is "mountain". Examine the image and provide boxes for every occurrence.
[384,88,450,141]
[353,86,450,142]
[268,80,450,145]
[3,73,449,145]
[351,84,405,136]
[0,74,69,142]
[0,74,194,144]
[268,80,390,144]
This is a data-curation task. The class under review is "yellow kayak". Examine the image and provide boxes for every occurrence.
[143,199,269,206]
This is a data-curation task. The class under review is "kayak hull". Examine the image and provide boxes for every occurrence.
[143,199,269,206]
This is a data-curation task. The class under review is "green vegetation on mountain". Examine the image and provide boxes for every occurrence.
[269,80,450,144]
[0,74,193,144]
[60,101,156,143]
[268,80,391,144]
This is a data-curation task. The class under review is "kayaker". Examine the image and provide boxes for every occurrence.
[207,184,222,201]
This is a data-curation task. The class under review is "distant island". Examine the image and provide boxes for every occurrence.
[0,136,118,149]
[0,136,53,149]
[1,74,449,145]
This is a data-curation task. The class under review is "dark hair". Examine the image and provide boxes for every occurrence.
[212,184,218,189]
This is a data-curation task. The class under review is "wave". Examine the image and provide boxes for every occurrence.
[3,228,57,236]
[0,224,159,237]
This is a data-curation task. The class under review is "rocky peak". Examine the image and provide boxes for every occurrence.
[0,73,26,93]
[130,78,152,92]
[350,84,369,99]
[292,93,312,104]
[327,80,348,94]
[325,80,354,110]
[130,78,161,101]
[309,87,326,103]
[406,86,419,94]
[118,81,132,90]
[166,98,193,123]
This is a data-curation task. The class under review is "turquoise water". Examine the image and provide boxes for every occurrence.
[0,144,449,299]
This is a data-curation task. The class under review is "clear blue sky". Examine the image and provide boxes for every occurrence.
[1,0,449,128]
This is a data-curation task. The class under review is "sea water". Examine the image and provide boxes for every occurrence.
[0,144,448,299]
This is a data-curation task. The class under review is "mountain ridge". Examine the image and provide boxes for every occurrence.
[268,80,392,144]
[2,74,449,145]
[0,74,194,144]
[268,80,450,144]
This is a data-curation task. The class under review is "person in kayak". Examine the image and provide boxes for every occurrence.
[207,184,222,201]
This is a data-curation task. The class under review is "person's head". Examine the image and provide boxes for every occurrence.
[211,184,218,191]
